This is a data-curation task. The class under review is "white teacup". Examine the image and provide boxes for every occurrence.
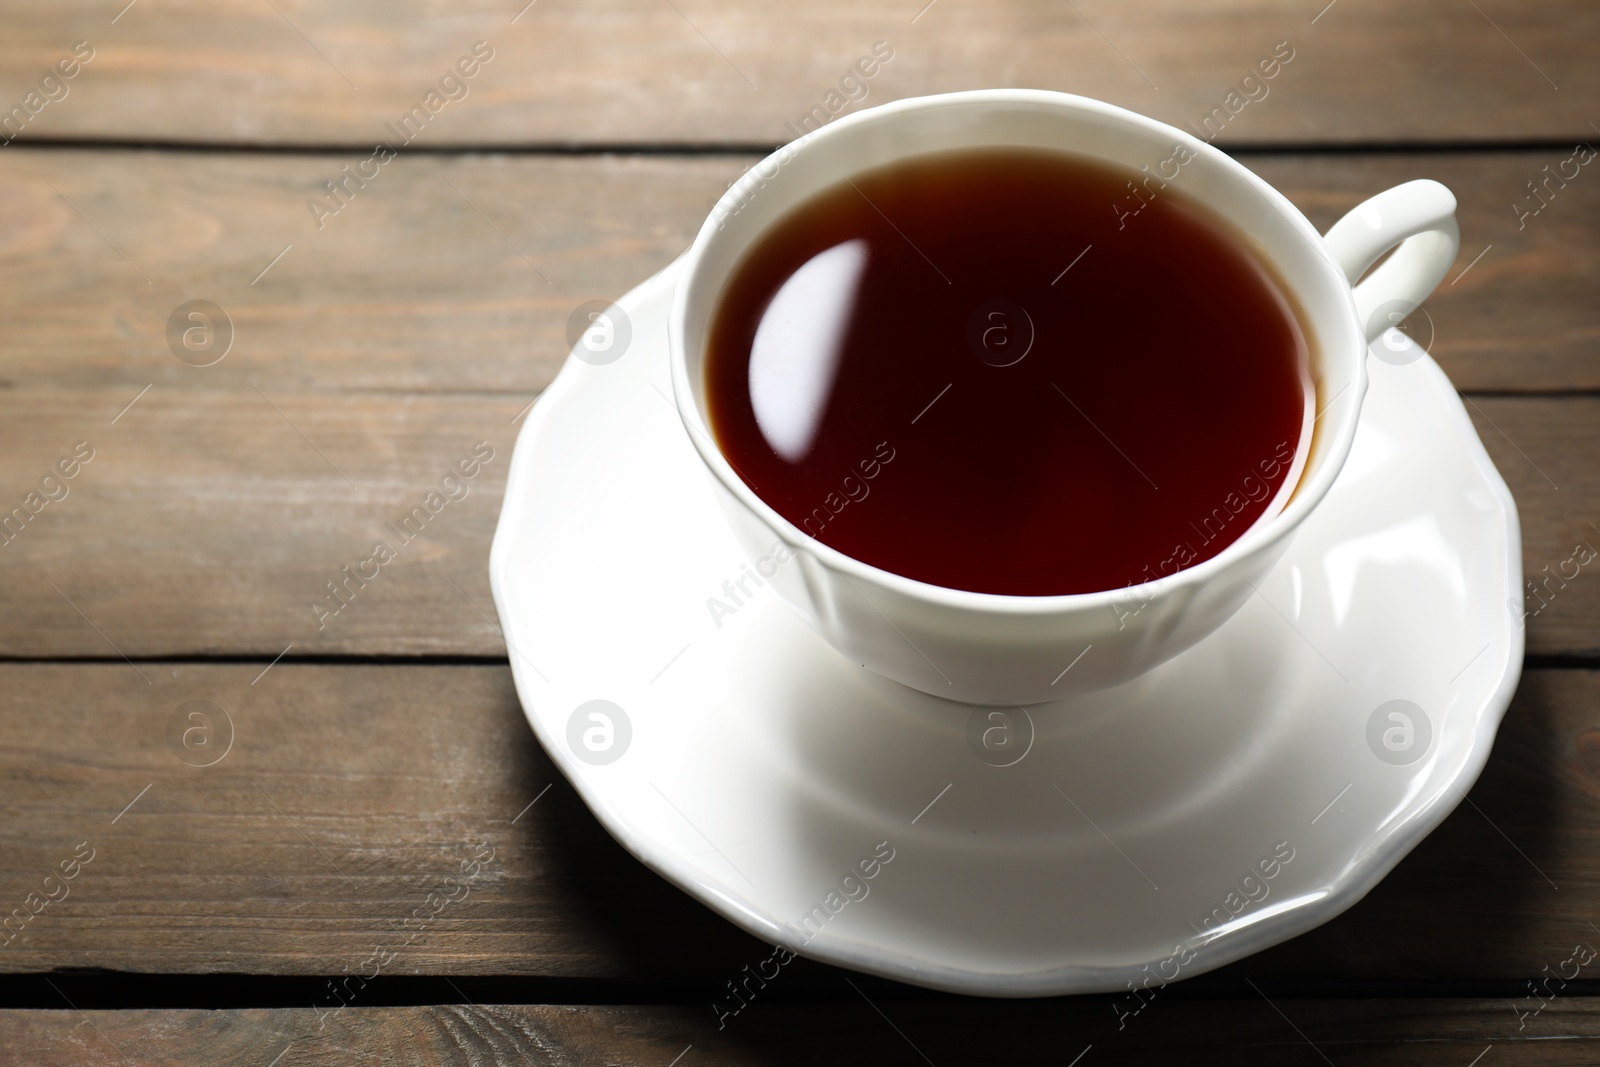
[668,90,1459,705]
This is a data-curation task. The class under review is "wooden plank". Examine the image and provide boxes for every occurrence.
[1,0,1595,146]
[0,387,1593,658]
[0,150,710,398]
[0,389,521,657]
[0,148,1594,397]
[1466,398,1600,662]
[2,999,1599,1066]
[0,389,1591,658]
[0,663,1594,981]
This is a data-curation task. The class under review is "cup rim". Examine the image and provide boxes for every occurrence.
[668,88,1369,616]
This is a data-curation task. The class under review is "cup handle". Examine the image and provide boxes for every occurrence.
[1321,179,1460,344]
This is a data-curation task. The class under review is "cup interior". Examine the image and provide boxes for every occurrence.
[671,90,1367,603]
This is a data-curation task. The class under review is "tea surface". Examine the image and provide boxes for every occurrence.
[705,146,1311,595]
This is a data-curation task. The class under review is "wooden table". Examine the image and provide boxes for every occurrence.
[1,1,1596,1062]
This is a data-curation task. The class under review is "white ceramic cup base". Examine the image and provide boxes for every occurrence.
[489,258,1522,996]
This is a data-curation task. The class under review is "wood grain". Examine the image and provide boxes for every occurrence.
[1,149,1596,396]
[0,663,1594,982]
[0,389,521,658]
[1465,398,1600,661]
[4,998,1600,1065]
[0,0,1594,147]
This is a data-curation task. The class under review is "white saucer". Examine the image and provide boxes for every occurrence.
[489,257,1523,997]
